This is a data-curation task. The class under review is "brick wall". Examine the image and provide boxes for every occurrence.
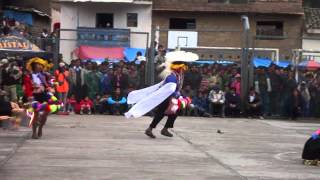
[153,11,302,59]
[153,0,303,14]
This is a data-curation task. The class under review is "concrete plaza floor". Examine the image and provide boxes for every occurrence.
[0,115,320,180]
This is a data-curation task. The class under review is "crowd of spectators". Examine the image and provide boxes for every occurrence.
[1,51,320,125]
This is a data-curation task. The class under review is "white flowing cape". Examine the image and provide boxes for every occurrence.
[125,81,176,119]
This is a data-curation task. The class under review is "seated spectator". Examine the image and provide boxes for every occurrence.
[66,95,77,113]
[208,85,225,117]
[79,96,93,115]
[225,87,241,117]
[191,91,211,117]
[97,94,110,114]
[107,88,127,115]
[247,88,263,119]
[0,91,25,128]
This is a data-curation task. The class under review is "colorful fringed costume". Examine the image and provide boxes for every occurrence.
[302,129,320,166]
[25,57,61,139]
[125,51,199,138]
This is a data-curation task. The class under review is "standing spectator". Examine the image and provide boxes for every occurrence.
[107,88,127,115]
[138,62,146,88]
[247,88,263,119]
[184,65,202,97]
[101,68,113,95]
[282,71,297,117]
[111,67,128,94]
[55,62,69,113]
[69,59,87,102]
[225,87,241,117]
[298,81,311,117]
[268,66,283,116]
[22,69,33,102]
[287,88,302,120]
[254,68,271,116]
[127,64,140,89]
[40,29,49,51]
[154,45,166,65]
[230,73,241,96]
[208,85,225,117]
[1,59,22,102]
[85,62,102,100]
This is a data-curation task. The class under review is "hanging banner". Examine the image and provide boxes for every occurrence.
[0,36,42,51]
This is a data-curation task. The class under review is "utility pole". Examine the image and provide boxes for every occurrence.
[240,15,250,112]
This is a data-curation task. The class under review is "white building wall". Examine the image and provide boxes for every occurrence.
[302,39,320,62]
[60,2,152,62]
[303,39,320,50]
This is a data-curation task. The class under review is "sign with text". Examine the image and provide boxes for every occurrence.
[0,36,41,51]
[77,27,130,47]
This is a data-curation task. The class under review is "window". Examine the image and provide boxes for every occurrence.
[256,21,284,39]
[127,13,138,27]
[96,13,114,28]
[169,18,196,29]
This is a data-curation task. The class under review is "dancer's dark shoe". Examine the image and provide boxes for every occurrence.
[145,127,156,138]
[31,133,38,139]
[38,126,43,138]
[32,125,38,139]
[161,128,173,137]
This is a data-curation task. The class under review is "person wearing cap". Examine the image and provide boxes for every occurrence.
[55,62,69,113]
[125,51,198,138]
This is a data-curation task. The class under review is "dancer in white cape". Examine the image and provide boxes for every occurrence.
[125,51,198,138]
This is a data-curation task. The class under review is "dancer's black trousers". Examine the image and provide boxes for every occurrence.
[150,98,178,129]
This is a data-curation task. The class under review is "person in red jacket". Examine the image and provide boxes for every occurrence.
[79,96,93,115]
[22,71,33,102]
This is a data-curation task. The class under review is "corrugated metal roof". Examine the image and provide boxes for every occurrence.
[4,6,50,18]
[305,8,320,30]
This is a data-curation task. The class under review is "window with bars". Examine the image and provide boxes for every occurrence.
[127,13,138,27]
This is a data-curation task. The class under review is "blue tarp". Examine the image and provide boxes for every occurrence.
[253,57,272,68]
[124,48,146,62]
[274,60,291,68]
[193,60,235,65]
[4,10,33,25]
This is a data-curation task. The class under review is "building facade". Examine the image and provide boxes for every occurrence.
[59,0,152,61]
[152,0,304,60]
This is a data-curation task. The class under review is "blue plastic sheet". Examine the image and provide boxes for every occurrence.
[253,57,272,68]
[4,10,33,25]
[274,60,291,68]
[124,48,146,62]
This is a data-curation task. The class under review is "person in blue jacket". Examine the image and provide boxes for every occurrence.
[108,88,127,115]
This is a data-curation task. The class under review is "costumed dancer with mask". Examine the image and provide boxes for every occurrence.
[125,51,198,138]
[26,57,61,139]
[302,129,320,166]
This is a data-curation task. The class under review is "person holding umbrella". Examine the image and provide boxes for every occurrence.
[125,50,198,138]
